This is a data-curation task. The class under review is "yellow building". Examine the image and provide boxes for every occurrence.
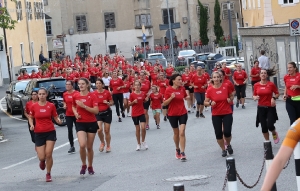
[0,0,47,83]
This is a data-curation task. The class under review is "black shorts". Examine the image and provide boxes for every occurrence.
[35,130,57,147]
[168,113,188,128]
[143,100,150,110]
[76,122,98,133]
[184,86,194,93]
[132,114,146,125]
[162,105,169,109]
[96,109,112,124]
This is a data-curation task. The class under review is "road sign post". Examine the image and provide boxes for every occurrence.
[142,25,146,60]
[289,19,300,64]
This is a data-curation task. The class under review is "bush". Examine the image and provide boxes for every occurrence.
[40,63,51,71]
[175,66,186,74]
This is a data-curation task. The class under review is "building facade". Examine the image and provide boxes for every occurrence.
[240,0,300,88]
[0,0,47,83]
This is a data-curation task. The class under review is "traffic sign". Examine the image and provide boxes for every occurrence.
[142,33,146,42]
[289,19,300,36]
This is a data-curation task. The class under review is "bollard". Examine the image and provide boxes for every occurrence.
[226,157,238,191]
[173,183,184,191]
[264,141,277,191]
[293,142,300,191]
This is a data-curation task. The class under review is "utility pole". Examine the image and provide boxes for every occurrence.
[3,28,12,83]
[227,1,233,46]
[167,0,175,65]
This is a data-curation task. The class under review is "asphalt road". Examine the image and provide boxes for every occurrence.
[0,86,296,191]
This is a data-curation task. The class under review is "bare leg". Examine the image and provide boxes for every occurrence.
[179,124,186,152]
[172,128,180,149]
[86,133,96,167]
[135,125,141,144]
[141,122,146,142]
[97,121,105,144]
[45,141,55,173]
[156,113,160,125]
[144,109,149,126]
[104,123,111,147]
[77,131,87,165]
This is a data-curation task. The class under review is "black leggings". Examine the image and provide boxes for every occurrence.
[113,93,124,117]
[212,114,233,140]
[234,84,246,100]
[28,120,35,143]
[66,116,77,147]
[286,97,300,125]
[257,106,276,133]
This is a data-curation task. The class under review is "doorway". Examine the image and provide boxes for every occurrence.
[77,42,90,60]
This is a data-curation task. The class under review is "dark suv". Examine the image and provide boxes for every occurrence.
[20,78,66,125]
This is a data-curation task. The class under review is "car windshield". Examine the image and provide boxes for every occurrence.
[37,79,66,90]
[148,54,165,59]
[197,55,208,60]
[13,81,29,92]
[179,50,195,56]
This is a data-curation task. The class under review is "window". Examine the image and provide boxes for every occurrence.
[39,2,44,19]
[284,0,294,3]
[76,15,88,31]
[242,0,247,9]
[108,45,116,54]
[252,0,255,8]
[196,5,209,19]
[26,1,33,20]
[16,1,22,21]
[248,0,252,9]
[104,12,116,28]
[162,8,174,24]
[221,2,236,20]
[135,14,152,27]
[46,21,52,35]
[278,0,299,4]
[34,2,43,20]
[258,0,261,8]
[43,0,48,6]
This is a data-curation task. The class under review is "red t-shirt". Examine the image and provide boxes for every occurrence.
[164,86,187,116]
[233,70,248,85]
[30,73,40,79]
[223,79,235,105]
[17,76,23,80]
[89,67,98,76]
[251,67,261,82]
[165,67,174,77]
[140,80,151,94]
[206,84,232,116]
[284,73,300,97]
[150,73,158,84]
[80,71,90,79]
[182,73,191,87]
[110,78,124,94]
[123,81,131,93]
[191,74,207,93]
[25,100,37,114]
[30,102,57,133]
[150,93,163,110]
[157,79,169,95]
[23,74,30,79]
[63,90,79,116]
[253,81,278,107]
[129,92,146,117]
[65,74,74,81]
[222,67,232,80]
[92,90,112,112]
[72,92,98,122]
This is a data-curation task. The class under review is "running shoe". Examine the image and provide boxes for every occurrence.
[175,149,181,159]
[236,102,239,108]
[39,160,46,170]
[164,116,167,121]
[242,105,245,109]
[146,125,149,130]
[142,142,148,150]
[127,113,131,117]
[88,166,95,175]
[191,109,195,113]
[193,105,196,109]
[222,150,227,157]
[122,112,125,118]
[157,125,160,129]
[180,152,187,161]
[68,146,75,154]
[136,144,141,151]
[99,143,105,152]
[106,146,111,153]
[196,111,200,118]
[188,109,191,113]
[273,132,280,144]
[200,113,205,118]
[118,118,122,122]
[80,165,87,175]
[46,173,52,182]
[227,145,233,155]
[205,107,208,111]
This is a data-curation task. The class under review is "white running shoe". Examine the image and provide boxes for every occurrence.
[205,107,209,111]
[136,144,141,151]
[141,142,148,150]
[127,113,131,117]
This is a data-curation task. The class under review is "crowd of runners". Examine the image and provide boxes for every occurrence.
[17,51,300,187]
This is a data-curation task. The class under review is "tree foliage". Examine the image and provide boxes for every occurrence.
[0,0,18,30]
[213,0,223,44]
[198,0,209,45]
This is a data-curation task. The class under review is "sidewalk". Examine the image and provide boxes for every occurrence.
[245,84,285,100]
[0,84,8,142]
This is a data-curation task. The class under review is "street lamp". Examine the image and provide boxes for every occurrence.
[227,1,233,46]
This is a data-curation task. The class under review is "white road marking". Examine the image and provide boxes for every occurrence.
[0,97,27,122]
[2,138,78,170]
[0,139,8,143]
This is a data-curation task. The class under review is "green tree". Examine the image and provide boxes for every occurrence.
[213,0,223,44]
[234,35,239,56]
[198,0,209,45]
[0,1,17,30]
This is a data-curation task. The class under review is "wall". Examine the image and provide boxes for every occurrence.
[272,1,300,24]
[242,0,265,27]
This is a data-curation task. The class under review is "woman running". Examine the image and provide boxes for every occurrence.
[156,72,169,121]
[93,78,113,153]
[110,71,125,122]
[204,71,234,157]
[164,74,189,161]
[232,64,248,109]
[63,81,78,154]
[129,81,149,151]
[24,90,38,146]
[261,118,300,191]
[72,78,99,175]
[28,88,62,182]
[150,85,163,129]
[250,60,261,91]
[253,68,280,143]
[182,67,193,113]
[140,71,151,130]
[122,74,131,117]
[191,66,207,118]
[283,62,300,125]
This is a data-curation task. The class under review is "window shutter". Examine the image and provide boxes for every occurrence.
[82,15,87,31]
[19,1,22,20]
[258,0,261,7]
[230,3,235,18]
[135,15,140,27]
[222,3,228,20]
[76,16,82,31]
[278,0,283,5]
[196,5,200,18]
[294,0,299,3]
[140,14,147,26]
[248,0,252,9]
[110,13,115,28]
[147,14,151,26]
[242,0,246,9]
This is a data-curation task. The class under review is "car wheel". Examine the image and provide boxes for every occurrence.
[6,102,11,113]
[53,108,66,126]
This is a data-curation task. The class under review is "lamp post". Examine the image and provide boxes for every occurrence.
[167,0,175,65]
[227,1,233,46]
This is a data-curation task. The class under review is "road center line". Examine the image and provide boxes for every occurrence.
[2,138,78,170]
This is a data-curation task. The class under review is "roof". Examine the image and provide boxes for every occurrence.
[45,14,52,19]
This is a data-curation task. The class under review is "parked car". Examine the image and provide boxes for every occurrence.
[190,61,206,69]
[18,65,39,75]
[147,53,168,68]
[196,53,210,62]
[226,57,245,70]
[175,50,196,67]
[20,78,67,126]
[5,80,30,115]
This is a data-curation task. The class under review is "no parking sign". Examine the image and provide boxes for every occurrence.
[289,19,300,36]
